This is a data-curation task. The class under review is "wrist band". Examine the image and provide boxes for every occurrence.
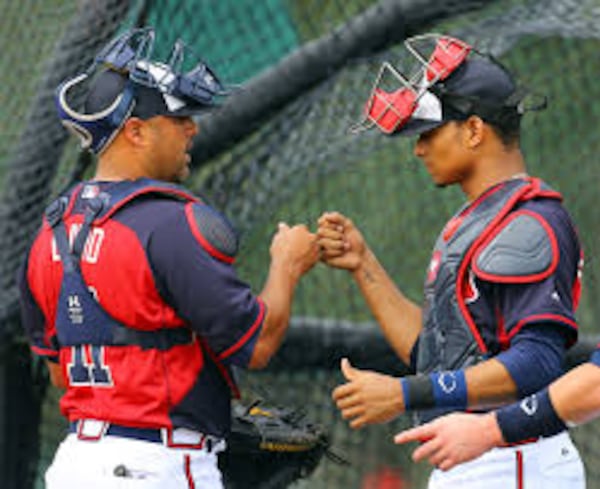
[401,370,468,411]
[496,388,566,443]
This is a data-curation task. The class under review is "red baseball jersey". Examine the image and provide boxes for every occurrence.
[19,179,265,438]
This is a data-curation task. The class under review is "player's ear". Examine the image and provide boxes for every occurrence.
[121,117,146,147]
[463,115,485,149]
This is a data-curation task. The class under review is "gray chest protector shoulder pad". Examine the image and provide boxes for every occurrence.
[472,212,557,283]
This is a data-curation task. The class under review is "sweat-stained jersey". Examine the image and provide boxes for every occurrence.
[19,179,265,438]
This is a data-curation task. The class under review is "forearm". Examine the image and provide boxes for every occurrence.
[550,363,600,425]
[465,358,519,409]
[352,248,422,364]
[249,261,300,369]
[47,361,67,389]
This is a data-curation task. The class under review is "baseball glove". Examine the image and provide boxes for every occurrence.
[219,399,337,489]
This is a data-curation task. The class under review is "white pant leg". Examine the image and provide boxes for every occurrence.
[428,432,585,489]
[45,434,223,489]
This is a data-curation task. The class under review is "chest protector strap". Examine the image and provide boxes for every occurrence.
[46,180,197,349]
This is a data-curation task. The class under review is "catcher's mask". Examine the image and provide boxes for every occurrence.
[56,27,231,154]
[354,33,544,137]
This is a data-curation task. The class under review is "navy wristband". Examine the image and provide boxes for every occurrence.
[496,388,566,444]
[401,370,468,411]
[430,370,468,409]
[590,348,600,367]
[401,375,434,411]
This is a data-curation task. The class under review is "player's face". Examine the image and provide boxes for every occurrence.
[146,116,199,183]
[413,121,474,187]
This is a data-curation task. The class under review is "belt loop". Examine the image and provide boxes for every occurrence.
[76,419,109,441]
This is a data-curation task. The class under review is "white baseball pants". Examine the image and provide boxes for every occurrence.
[428,431,585,489]
[45,433,224,489]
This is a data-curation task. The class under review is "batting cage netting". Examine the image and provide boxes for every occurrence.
[0,0,599,487]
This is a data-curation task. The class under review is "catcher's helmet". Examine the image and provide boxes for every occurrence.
[56,27,230,154]
[354,33,544,137]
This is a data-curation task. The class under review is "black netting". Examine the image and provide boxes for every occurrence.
[1,0,599,488]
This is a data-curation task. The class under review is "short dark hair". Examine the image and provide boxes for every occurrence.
[485,109,522,146]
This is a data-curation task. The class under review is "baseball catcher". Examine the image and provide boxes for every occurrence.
[18,26,321,489]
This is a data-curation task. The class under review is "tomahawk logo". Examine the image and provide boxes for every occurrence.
[520,394,538,416]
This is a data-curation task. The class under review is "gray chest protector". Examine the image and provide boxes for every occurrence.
[415,178,561,422]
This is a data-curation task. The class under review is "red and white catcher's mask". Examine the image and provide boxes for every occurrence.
[354,34,472,136]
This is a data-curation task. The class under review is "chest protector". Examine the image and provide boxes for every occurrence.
[46,179,239,395]
[417,178,561,374]
[415,178,562,424]
[46,179,196,347]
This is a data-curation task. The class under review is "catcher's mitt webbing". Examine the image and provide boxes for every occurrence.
[219,399,341,489]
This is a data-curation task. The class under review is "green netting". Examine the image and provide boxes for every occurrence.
[146,0,300,83]
[1,0,599,487]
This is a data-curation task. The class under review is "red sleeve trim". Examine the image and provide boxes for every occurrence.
[218,298,265,361]
[508,313,579,345]
[472,210,559,284]
[184,203,235,264]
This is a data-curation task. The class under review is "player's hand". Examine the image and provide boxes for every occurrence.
[393,412,503,470]
[317,212,366,271]
[270,222,320,280]
[332,358,404,429]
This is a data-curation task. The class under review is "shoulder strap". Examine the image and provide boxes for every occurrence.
[93,178,200,225]
[45,193,105,272]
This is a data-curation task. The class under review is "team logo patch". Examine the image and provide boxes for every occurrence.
[81,184,100,199]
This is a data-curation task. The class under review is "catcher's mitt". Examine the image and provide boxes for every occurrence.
[219,399,337,489]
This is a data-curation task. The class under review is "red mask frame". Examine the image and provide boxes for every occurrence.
[353,34,472,135]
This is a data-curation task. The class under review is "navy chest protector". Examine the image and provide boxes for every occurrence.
[46,179,200,350]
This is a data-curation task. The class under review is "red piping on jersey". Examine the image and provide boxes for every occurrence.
[184,203,235,264]
[495,306,510,351]
[218,298,265,361]
[184,454,196,489]
[471,210,559,284]
[30,345,58,358]
[64,183,83,217]
[572,251,584,311]
[516,450,524,489]
[201,339,241,399]
[455,183,533,354]
[508,313,579,345]
[95,187,200,225]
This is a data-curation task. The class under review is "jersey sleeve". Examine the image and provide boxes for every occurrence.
[147,203,264,367]
[18,254,59,362]
[474,201,582,346]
